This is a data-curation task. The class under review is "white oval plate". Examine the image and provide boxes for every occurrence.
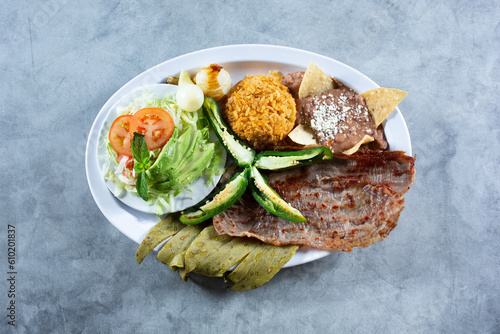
[96,84,227,214]
[86,44,412,268]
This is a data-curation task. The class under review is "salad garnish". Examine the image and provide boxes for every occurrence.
[131,132,151,201]
[102,89,224,214]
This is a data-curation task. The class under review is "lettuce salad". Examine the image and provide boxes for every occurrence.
[100,89,224,215]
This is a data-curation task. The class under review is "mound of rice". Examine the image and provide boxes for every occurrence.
[224,75,296,149]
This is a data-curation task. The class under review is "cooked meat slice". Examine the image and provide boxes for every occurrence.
[270,150,415,196]
[213,184,404,251]
[213,150,415,251]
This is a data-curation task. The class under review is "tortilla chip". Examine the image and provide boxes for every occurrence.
[135,214,185,264]
[298,62,334,99]
[361,88,407,127]
[288,124,319,146]
[342,135,374,155]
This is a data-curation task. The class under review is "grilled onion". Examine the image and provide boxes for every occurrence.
[194,64,232,101]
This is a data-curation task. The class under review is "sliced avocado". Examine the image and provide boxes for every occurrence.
[146,128,179,183]
[254,146,333,171]
[152,139,215,192]
[203,97,255,167]
[175,128,207,175]
[157,126,197,182]
[177,142,215,185]
[179,168,249,225]
[160,127,204,187]
[249,166,306,223]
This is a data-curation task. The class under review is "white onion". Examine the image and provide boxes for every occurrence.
[176,71,204,112]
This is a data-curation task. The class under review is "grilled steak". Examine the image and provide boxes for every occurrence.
[213,150,415,251]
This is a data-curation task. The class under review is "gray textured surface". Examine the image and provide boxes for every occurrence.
[1,0,499,333]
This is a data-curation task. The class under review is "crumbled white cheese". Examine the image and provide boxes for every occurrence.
[309,92,370,144]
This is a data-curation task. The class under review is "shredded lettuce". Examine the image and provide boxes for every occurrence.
[205,142,224,186]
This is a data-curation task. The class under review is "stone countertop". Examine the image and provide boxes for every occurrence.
[1,1,499,333]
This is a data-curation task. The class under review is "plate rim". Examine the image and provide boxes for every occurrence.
[86,44,412,268]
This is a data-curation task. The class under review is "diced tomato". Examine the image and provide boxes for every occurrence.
[129,108,175,150]
[117,154,134,169]
[117,154,136,181]
[109,115,133,156]
[122,168,136,182]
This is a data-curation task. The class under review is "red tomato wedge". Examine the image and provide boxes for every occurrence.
[129,108,175,150]
[109,115,133,156]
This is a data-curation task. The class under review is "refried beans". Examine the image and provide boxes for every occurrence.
[283,72,387,153]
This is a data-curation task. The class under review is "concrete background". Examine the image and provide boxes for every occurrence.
[1,0,499,333]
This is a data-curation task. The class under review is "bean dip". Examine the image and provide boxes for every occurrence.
[283,72,387,153]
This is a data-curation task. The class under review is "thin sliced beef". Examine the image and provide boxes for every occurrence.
[213,150,415,252]
[270,150,415,197]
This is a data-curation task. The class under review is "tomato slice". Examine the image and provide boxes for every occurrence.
[129,108,175,150]
[109,115,133,156]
